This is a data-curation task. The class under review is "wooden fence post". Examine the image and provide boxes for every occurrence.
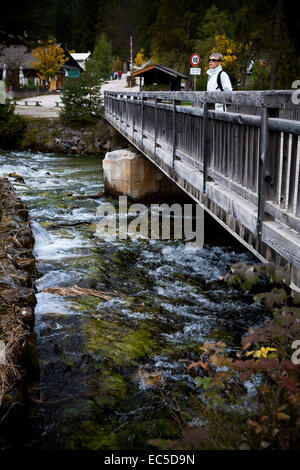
[202,102,213,193]
[257,106,279,243]
[257,107,268,243]
[154,97,158,154]
[141,96,144,146]
[172,99,177,167]
[132,96,135,138]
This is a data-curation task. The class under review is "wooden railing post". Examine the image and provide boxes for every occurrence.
[257,106,280,243]
[172,99,177,167]
[141,96,144,146]
[154,97,158,154]
[132,96,135,138]
[202,102,213,193]
[126,95,130,129]
[257,106,270,244]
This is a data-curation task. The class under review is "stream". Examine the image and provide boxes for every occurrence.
[0,149,267,450]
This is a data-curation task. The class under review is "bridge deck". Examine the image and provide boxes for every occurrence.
[104,90,300,288]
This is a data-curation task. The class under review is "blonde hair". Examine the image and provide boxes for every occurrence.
[210,52,223,62]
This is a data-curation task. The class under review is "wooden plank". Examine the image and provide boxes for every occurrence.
[202,102,209,193]
[254,127,260,193]
[172,99,177,166]
[280,132,290,209]
[154,97,158,154]
[257,107,268,240]
[288,134,299,213]
[296,152,300,217]
[243,126,250,187]
[262,220,300,268]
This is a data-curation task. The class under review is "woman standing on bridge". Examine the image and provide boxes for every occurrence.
[206,52,232,110]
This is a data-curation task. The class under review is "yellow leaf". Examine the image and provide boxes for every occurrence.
[277,412,290,421]
[278,405,287,412]
[245,351,254,357]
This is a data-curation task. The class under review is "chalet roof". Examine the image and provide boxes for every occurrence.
[60,46,83,70]
[70,52,91,61]
[132,64,188,80]
[0,45,34,69]
[0,44,82,71]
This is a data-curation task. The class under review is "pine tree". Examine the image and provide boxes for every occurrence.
[59,72,103,127]
[85,33,113,82]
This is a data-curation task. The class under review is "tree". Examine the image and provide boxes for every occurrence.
[149,0,209,91]
[85,33,113,82]
[193,5,232,90]
[134,48,147,67]
[32,39,69,90]
[59,72,103,127]
[0,102,26,149]
[232,0,298,89]
[211,34,254,89]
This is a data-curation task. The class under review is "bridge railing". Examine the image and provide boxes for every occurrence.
[104,90,300,237]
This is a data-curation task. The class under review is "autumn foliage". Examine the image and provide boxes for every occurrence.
[151,262,300,450]
[211,34,253,89]
[31,40,69,80]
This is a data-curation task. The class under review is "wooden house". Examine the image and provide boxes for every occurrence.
[0,44,82,92]
[132,64,188,91]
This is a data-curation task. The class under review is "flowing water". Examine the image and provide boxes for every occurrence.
[0,149,267,450]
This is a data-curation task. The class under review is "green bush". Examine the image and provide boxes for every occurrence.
[0,102,26,149]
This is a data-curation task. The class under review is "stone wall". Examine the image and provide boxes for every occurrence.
[0,178,39,425]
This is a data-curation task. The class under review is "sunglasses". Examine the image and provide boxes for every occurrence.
[208,59,221,63]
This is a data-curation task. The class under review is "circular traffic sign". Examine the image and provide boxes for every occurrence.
[191,53,200,66]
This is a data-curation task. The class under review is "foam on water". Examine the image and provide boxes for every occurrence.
[35,270,82,291]
[35,292,76,315]
[31,220,53,247]
[33,233,92,260]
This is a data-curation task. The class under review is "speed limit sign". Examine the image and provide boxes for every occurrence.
[191,53,200,66]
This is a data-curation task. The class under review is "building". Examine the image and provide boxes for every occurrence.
[132,63,188,91]
[0,44,82,92]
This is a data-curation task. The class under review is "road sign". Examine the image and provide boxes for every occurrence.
[190,53,200,66]
[190,68,201,75]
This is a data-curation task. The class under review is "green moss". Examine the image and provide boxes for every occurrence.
[209,328,236,347]
[72,295,101,312]
[85,319,158,366]
[68,421,119,450]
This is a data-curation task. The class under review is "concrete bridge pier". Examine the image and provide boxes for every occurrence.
[102,149,187,202]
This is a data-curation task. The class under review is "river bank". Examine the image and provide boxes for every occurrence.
[0,177,39,438]
[18,115,128,155]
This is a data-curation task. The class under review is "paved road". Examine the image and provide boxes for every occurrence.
[14,73,139,118]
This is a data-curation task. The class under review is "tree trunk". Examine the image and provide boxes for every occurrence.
[50,77,57,91]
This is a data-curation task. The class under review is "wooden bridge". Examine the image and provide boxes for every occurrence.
[104,90,300,288]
